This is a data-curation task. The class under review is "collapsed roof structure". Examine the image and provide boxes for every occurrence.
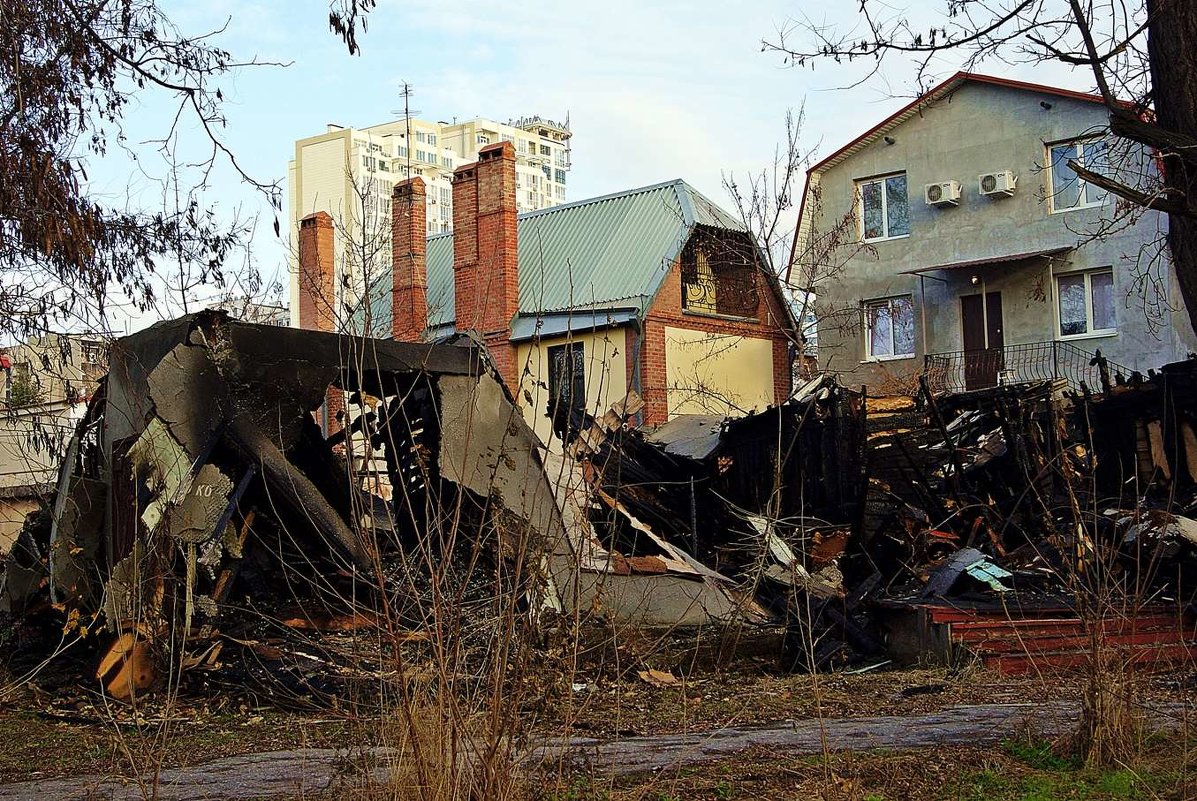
[1,312,851,702]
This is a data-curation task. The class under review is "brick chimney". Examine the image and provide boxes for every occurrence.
[296,210,343,435]
[391,177,428,342]
[451,163,480,331]
[297,211,336,332]
[451,141,519,385]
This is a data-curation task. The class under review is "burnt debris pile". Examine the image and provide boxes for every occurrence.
[2,317,1196,705]
[0,312,567,707]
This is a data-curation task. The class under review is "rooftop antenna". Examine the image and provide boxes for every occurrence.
[392,82,420,177]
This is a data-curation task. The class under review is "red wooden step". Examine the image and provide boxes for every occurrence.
[949,613,1186,635]
[965,628,1192,656]
[951,619,1193,645]
[985,642,1197,675]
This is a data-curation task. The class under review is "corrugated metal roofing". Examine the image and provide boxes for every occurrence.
[510,309,639,341]
[359,179,744,338]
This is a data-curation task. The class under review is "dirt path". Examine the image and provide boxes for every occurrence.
[529,700,1082,776]
[0,701,1111,799]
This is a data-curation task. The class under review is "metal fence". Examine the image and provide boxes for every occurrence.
[922,340,1133,394]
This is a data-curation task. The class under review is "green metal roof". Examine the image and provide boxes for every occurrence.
[359,179,745,338]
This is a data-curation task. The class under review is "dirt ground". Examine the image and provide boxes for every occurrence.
[533,738,1197,801]
[1,662,1194,795]
[532,660,1195,738]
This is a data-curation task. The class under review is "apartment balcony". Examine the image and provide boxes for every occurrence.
[922,340,1134,395]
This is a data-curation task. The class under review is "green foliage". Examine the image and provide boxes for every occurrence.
[7,369,43,408]
[543,778,610,801]
[1002,737,1076,771]
[955,764,1147,800]
[1095,771,1138,796]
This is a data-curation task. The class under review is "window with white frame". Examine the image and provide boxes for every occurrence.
[1057,269,1115,337]
[1049,138,1109,212]
[864,295,915,359]
[857,173,909,241]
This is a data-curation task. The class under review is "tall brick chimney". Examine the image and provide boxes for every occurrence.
[451,141,519,385]
[297,211,336,332]
[391,177,428,342]
[451,163,480,331]
[296,211,343,436]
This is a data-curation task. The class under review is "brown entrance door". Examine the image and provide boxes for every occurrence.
[961,292,1004,390]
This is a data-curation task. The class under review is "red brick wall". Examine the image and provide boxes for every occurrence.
[297,211,335,333]
[639,244,794,425]
[391,177,428,342]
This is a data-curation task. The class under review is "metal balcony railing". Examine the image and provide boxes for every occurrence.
[922,340,1134,395]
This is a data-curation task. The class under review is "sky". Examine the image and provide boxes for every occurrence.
[88,0,1095,333]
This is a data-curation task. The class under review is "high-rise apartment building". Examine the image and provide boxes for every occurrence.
[287,115,572,324]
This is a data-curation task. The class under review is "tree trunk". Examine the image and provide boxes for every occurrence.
[1145,0,1197,338]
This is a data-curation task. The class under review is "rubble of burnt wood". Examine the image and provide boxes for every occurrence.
[0,311,608,708]
[555,356,1197,673]
[3,313,1196,705]
[1,311,854,708]
[863,360,1197,670]
[556,375,876,670]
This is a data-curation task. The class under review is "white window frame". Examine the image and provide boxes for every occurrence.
[1055,268,1117,339]
[1048,138,1109,214]
[856,173,910,243]
[863,295,916,361]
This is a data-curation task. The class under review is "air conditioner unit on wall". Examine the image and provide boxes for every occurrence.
[979,170,1017,197]
[924,180,962,206]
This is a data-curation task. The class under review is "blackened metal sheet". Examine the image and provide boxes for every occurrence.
[220,315,479,377]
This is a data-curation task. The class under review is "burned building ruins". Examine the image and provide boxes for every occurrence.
[1,307,1196,705]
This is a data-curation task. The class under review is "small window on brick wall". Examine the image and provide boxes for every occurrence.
[680,231,759,319]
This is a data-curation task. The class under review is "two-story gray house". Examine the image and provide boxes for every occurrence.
[794,72,1197,392]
